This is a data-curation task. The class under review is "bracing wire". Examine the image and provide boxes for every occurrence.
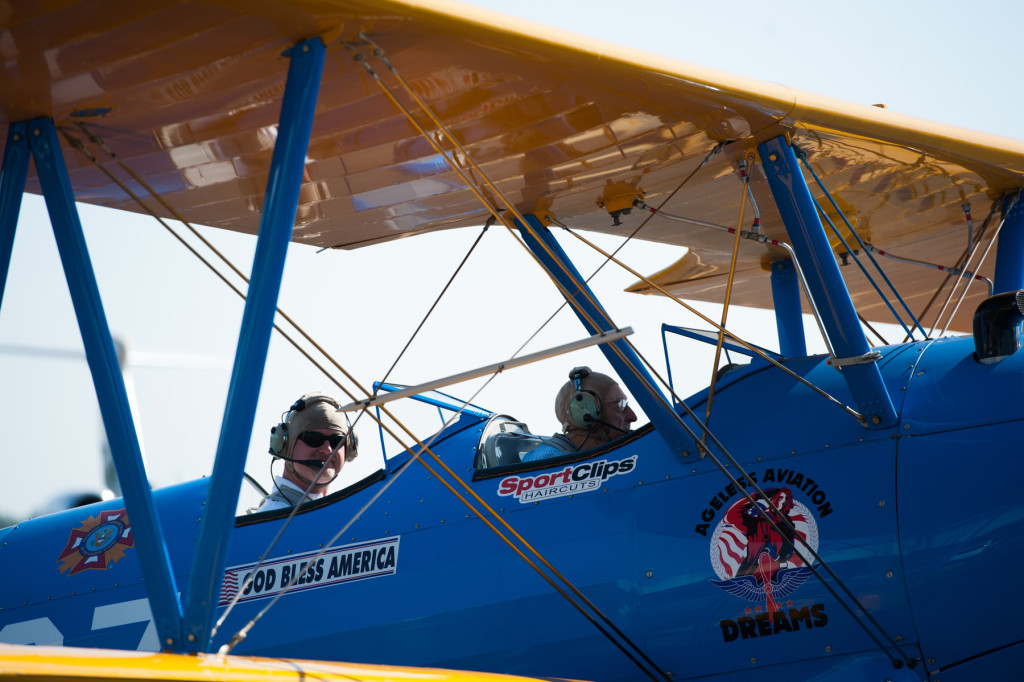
[61,123,669,677]
[938,191,1021,336]
[552,216,915,664]
[794,146,926,341]
[904,199,998,341]
[64,32,930,673]
[562,228,864,424]
[703,156,752,433]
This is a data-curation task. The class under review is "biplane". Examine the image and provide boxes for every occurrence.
[1,1,1023,681]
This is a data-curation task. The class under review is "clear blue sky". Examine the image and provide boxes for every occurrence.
[1,0,1020,521]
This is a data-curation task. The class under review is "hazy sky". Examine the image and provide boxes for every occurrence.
[1,0,1020,521]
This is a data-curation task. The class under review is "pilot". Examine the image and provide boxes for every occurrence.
[252,391,358,513]
[522,366,637,462]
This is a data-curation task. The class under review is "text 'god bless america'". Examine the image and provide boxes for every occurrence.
[219,537,399,606]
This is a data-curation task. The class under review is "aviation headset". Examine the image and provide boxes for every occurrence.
[566,366,602,430]
[268,392,358,462]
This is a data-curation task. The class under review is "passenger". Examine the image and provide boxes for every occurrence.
[522,366,637,462]
[253,392,358,513]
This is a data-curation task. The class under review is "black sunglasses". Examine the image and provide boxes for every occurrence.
[296,431,345,449]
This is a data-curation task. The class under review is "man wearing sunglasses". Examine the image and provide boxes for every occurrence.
[254,392,358,513]
[522,366,638,462]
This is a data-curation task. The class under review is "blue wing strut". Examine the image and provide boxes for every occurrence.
[0,118,186,647]
[759,136,897,428]
[0,36,327,654]
[182,36,326,653]
[516,214,696,457]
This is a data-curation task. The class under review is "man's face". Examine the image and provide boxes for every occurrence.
[291,428,346,485]
[602,384,637,434]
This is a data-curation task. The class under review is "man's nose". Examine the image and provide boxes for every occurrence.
[625,406,637,422]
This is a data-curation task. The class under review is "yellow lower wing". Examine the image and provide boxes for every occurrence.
[0,644,566,682]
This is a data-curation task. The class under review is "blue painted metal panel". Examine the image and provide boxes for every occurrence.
[759,136,896,428]
[515,214,695,457]
[771,259,807,357]
[897,420,1024,671]
[27,117,184,649]
[898,336,1024,670]
[898,335,1024,433]
[676,345,913,474]
[183,36,326,652]
[0,123,29,306]
[636,443,912,678]
[993,195,1024,294]
[0,478,208,650]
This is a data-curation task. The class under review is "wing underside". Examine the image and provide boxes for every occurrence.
[2,0,1022,329]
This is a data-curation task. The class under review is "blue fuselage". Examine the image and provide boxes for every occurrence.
[2,335,1022,680]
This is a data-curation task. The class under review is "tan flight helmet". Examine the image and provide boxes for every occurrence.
[554,366,617,434]
[268,391,358,462]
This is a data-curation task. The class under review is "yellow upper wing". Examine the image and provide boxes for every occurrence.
[2,0,1021,328]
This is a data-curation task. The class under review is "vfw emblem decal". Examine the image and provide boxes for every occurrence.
[709,487,818,613]
[57,509,134,575]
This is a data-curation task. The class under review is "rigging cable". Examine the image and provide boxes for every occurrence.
[627,342,917,669]
[703,156,753,434]
[62,125,664,677]
[561,223,921,663]
[520,142,728,385]
[223,357,671,681]
[351,36,754,436]
[350,33,912,671]
[216,436,348,636]
[349,35,642,342]
[904,199,997,341]
[633,202,837,359]
[862,243,993,296]
[611,212,857,417]
[937,191,1021,337]
[794,147,926,341]
[857,313,890,346]
[339,225,492,444]
[67,106,907,669]
[930,193,1015,336]
[563,218,914,664]
[344,39,727,680]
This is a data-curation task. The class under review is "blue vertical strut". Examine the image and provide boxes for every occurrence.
[28,118,185,645]
[993,196,1024,294]
[0,123,29,306]
[770,259,806,357]
[759,136,896,428]
[182,36,326,652]
[516,214,694,455]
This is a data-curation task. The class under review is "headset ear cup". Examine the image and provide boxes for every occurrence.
[569,391,600,429]
[268,422,288,456]
[346,430,358,460]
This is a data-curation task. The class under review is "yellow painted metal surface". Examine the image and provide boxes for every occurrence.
[0,643,568,681]
[1,0,1021,327]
